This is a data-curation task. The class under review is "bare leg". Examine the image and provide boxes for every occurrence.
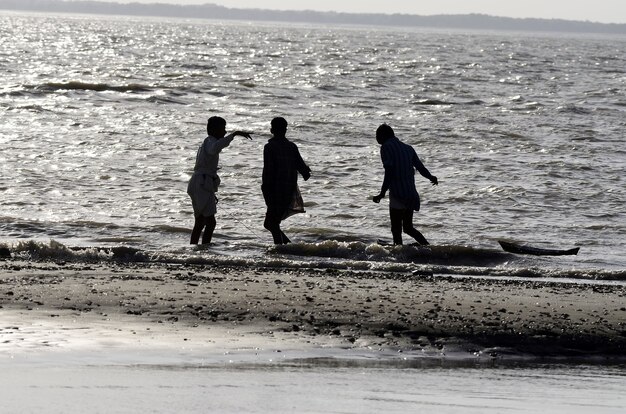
[402,209,429,245]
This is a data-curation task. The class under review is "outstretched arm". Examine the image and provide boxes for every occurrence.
[205,131,253,155]
[229,131,253,140]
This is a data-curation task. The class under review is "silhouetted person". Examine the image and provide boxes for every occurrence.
[372,124,438,245]
[262,117,311,244]
[187,116,251,244]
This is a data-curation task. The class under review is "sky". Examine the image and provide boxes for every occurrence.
[102,0,626,24]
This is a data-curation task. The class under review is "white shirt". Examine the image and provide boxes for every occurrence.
[192,134,235,177]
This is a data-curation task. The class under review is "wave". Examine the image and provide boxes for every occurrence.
[0,218,188,237]
[32,81,152,93]
[413,99,456,106]
[557,104,591,114]
[3,240,624,282]
[412,98,485,106]
[273,240,512,267]
[6,104,53,112]
[152,224,191,234]
[144,95,188,105]
[463,99,486,105]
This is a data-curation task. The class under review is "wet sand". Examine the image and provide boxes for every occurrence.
[1,260,625,358]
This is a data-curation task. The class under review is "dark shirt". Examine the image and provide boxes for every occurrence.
[380,136,434,211]
[262,136,310,210]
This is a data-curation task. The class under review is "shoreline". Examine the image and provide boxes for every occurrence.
[1,259,625,360]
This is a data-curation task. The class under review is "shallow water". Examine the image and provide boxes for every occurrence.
[1,14,625,412]
[2,354,625,413]
[2,308,624,413]
[0,13,625,274]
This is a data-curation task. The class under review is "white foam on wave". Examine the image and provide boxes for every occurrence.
[3,239,625,282]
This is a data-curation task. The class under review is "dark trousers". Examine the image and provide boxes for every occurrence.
[390,208,429,245]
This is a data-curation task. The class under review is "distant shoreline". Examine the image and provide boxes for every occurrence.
[1,0,626,35]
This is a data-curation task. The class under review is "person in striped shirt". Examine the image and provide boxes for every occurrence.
[372,124,438,245]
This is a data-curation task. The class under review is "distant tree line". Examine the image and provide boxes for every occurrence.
[1,0,625,34]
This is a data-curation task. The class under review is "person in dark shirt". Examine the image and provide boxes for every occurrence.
[372,124,438,245]
[262,117,311,244]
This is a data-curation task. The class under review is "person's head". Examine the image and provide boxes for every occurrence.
[376,123,394,145]
[207,116,227,138]
[270,117,288,138]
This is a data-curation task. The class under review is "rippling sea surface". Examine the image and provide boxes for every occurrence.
[1,12,626,413]
[1,12,625,277]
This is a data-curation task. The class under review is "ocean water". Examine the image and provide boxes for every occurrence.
[1,12,625,277]
[3,359,626,414]
[1,12,626,412]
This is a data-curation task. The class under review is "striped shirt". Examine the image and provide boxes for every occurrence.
[380,136,434,211]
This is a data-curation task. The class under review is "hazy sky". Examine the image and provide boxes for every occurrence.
[103,0,626,24]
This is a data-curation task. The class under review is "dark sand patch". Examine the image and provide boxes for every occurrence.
[1,260,625,357]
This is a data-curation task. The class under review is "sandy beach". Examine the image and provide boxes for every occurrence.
[1,258,625,359]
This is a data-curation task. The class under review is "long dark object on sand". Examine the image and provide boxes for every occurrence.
[498,240,580,256]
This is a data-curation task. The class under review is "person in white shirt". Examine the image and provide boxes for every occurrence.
[187,116,251,244]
